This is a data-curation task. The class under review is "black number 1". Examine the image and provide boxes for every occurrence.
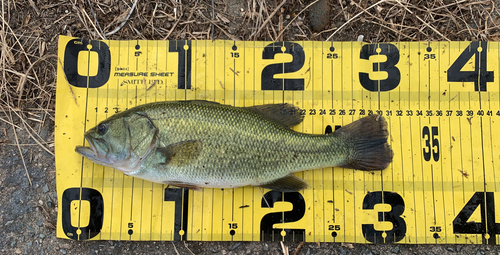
[169,40,192,89]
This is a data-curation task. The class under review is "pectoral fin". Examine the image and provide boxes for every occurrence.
[258,174,309,192]
[157,140,202,166]
[164,181,202,191]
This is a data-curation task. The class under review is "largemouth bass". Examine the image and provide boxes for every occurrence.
[75,100,393,192]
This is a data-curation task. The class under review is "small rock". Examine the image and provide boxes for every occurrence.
[230,242,241,251]
[391,246,400,253]
[39,234,45,239]
[47,202,52,208]
[456,245,462,252]
[363,251,373,255]
[306,247,311,255]
[372,250,380,255]
[60,249,67,254]
[476,251,483,255]
[42,184,49,193]
[309,0,330,32]
[263,243,268,251]
[209,246,218,253]
[11,240,17,247]
[427,253,434,255]
[339,247,347,255]
[37,219,43,226]
[15,248,22,254]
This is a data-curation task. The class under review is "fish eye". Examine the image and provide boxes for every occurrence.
[97,123,107,135]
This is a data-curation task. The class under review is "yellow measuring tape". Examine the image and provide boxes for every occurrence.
[55,35,500,244]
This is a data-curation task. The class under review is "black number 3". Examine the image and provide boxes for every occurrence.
[362,191,406,243]
[359,44,400,92]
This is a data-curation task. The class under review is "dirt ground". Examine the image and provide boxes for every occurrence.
[3,0,500,254]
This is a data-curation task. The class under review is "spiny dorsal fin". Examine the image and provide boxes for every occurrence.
[258,174,308,192]
[182,100,220,105]
[157,140,202,166]
[245,103,304,129]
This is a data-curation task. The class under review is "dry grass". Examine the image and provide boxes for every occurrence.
[0,0,498,184]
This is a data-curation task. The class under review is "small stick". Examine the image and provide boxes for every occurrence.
[105,0,138,36]
[275,0,320,40]
[183,241,195,255]
[280,241,289,255]
[292,242,304,255]
[57,57,78,107]
[252,0,287,40]
[171,242,180,255]
[10,111,32,186]
[327,0,387,41]
[147,80,158,91]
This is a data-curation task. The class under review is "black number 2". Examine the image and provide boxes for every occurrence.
[447,41,493,91]
[422,126,439,162]
[261,42,305,90]
[260,191,305,241]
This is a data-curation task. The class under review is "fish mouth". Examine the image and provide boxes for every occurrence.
[75,134,104,161]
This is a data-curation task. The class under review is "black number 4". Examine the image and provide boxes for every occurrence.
[453,192,499,244]
[422,126,439,162]
[447,41,493,91]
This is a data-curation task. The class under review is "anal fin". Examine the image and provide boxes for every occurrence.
[164,181,202,191]
[258,174,308,192]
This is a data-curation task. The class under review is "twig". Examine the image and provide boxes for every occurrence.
[252,0,287,40]
[275,0,320,40]
[183,241,195,255]
[171,242,180,255]
[392,0,450,41]
[57,57,78,107]
[147,80,158,91]
[13,110,54,156]
[327,0,388,41]
[87,0,107,39]
[292,242,304,255]
[211,0,215,39]
[197,10,237,40]
[280,241,289,255]
[105,0,138,36]
[9,111,32,186]
[17,54,57,108]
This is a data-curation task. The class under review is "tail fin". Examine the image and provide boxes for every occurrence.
[335,115,393,170]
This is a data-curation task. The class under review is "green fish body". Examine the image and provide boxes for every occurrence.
[76,101,393,192]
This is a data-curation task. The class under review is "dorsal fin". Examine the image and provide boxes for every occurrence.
[245,103,304,129]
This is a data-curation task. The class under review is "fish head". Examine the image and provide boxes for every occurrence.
[75,112,158,173]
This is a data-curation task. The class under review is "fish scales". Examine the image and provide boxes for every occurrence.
[138,101,344,187]
[76,100,393,191]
